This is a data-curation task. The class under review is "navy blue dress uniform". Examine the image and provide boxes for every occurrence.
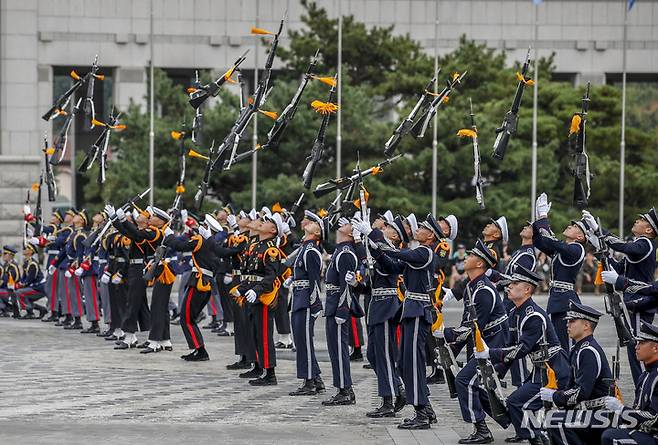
[362,222,405,417]
[51,219,74,325]
[15,245,48,318]
[532,217,585,350]
[323,230,359,403]
[543,302,612,445]
[289,210,326,396]
[95,229,112,332]
[62,218,88,329]
[39,213,63,320]
[443,240,510,432]
[0,246,21,316]
[601,321,658,445]
[489,266,570,444]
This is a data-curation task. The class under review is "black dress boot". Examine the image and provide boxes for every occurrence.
[239,365,263,379]
[314,376,326,393]
[349,347,363,362]
[398,407,430,430]
[42,311,58,322]
[458,420,494,444]
[249,368,277,386]
[180,350,197,360]
[504,435,526,443]
[203,316,218,329]
[321,387,356,406]
[186,347,209,361]
[226,356,251,370]
[35,305,48,319]
[65,317,83,329]
[366,397,395,418]
[394,385,407,413]
[426,366,446,384]
[80,321,100,334]
[289,379,317,396]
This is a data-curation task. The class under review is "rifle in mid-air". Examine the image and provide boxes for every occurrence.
[78,110,126,183]
[410,71,467,139]
[457,98,485,209]
[569,83,592,210]
[188,51,248,109]
[313,155,401,198]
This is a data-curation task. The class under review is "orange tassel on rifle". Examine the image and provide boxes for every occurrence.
[311,75,337,87]
[311,100,338,115]
[45,147,55,156]
[70,70,81,80]
[353,188,370,209]
[317,208,329,218]
[186,87,197,94]
[188,149,209,160]
[251,27,273,35]
[457,129,477,139]
[91,118,106,127]
[272,202,283,213]
[258,110,278,120]
[31,182,40,193]
[545,363,558,389]
[175,184,186,194]
[516,72,535,86]
[110,124,126,131]
[594,261,604,286]
[569,115,582,136]
[171,130,184,140]
[371,166,383,176]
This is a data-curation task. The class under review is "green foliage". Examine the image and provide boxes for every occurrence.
[85,1,658,248]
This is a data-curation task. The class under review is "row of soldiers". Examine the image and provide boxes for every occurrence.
[3,192,658,443]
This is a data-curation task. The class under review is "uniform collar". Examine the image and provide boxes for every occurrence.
[645,359,658,372]
[335,240,354,248]
[573,334,594,349]
[515,297,535,313]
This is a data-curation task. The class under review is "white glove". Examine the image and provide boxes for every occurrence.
[245,289,257,304]
[29,236,40,246]
[198,225,211,239]
[335,317,347,325]
[224,274,234,285]
[432,327,445,339]
[442,288,455,304]
[227,214,237,230]
[283,276,293,289]
[540,388,556,402]
[351,218,372,236]
[26,225,34,237]
[601,270,619,285]
[46,234,56,241]
[74,267,84,277]
[586,231,601,250]
[104,204,116,219]
[23,204,31,215]
[180,209,188,222]
[164,226,174,237]
[115,207,126,222]
[345,270,358,287]
[581,210,599,232]
[48,265,56,275]
[352,227,362,242]
[474,339,489,359]
[64,270,72,278]
[100,271,111,284]
[535,193,552,219]
[367,238,380,250]
[111,273,123,285]
[604,396,624,412]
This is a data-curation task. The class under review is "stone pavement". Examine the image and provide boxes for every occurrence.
[0,293,635,444]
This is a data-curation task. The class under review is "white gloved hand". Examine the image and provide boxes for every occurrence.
[227,214,237,230]
[432,328,445,339]
[100,271,111,284]
[283,276,293,289]
[23,204,31,216]
[604,396,624,412]
[46,234,56,241]
[335,317,347,325]
[345,271,358,287]
[26,225,34,237]
[180,209,188,222]
[164,226,174,237]
[586,231,601,250]
[245,289,257,304]
[351,218,372,236]
[224,274,234,285]
[540,388,556,402]
[115,207,126,222]
[64,270,72,278]
[111,273,123,285]
[581,210,599,232]
[535,193,552,219]
[104,204,116,219]
[29,236,40,246]
[198,225,211,239]
[601,270,619,285]
[442,288,455,304]
[474,339,490,359]
[74,267,84,277]
[352,227,362,242]
[48,265,56,275]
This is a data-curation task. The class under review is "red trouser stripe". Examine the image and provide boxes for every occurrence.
[262,305,270,369]
[185,286,200,349]
[396,324,402,346]
[74,277,83,316]
[90,277,99,320]
[19,295,26,309]
[51,270,58,310]
[64,276,72,314]
[351,317,360,348]
[209,295,217,316]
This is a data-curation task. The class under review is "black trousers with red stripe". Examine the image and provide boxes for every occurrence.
[149,281,172,342]
[349,314,364,350]
[233,298,257,361]
[180,285,211,349]
[249,302,276,369]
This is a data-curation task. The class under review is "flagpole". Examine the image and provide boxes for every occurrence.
[530,2,538,221]
[148,0,154,207]
[336,0,342,185]
[251,0,260,209]
[619,0,628,236]
[431,9,438,216]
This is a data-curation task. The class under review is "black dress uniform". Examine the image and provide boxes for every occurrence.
[533,217,585,350]
[602,321,658,445]
[104,230,129,339]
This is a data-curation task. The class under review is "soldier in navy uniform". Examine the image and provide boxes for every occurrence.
[50,209,75,326]
[60,210,89,330]
[480,265,569,445]
[29,210,64,322]
[601,321,658,445]
[321,216,359,405]
[15,244,48,319]
[288,210,326,396]
[532,192,587,350]
[355,214,442,429]
[440,239,510,443]
[75,211,104,334]
[0,246,20,317]
[483,216,508,272]
[584,207,657,385]
[539,301,612,445]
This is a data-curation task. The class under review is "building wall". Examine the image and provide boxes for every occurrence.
[1,0,656,244]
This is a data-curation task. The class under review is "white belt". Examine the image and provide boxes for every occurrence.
[243,274,264,282]
[129,259,144,264]
[47,250,59,255]
[292,280,310,288]
[193,266,214,277]
[116,258,126,263]
[405,291,430,302]
[99,259,107,264]
[577,397,607,410]
[550,280,574,291]
[326,284,340,292]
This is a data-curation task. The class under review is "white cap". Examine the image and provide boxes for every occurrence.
[406,213,418,238]
[205,214,223,233]
[441,214,458,241]
[492,216,508,243]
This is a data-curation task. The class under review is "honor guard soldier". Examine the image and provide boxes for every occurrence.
[583,207,658,385]
[272,204,297,350]
[0,246,21,317]
[14,244,48,319]
[31,210,64,321]
[288,210,326,396]
[481,265,570,444]
[483,216,508,272]
[441,239,510,443]
[51,209,75,326]
[76,211,104,334]
[532,193,586,350]
[235,212,286,385]
[102,226,129,342]
[61,210,88,330]
[540,301,612,445]
[93,212,112,336]
[602,321,658,445]
[322,216,359,405]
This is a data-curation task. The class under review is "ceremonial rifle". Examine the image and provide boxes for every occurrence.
[536,327,557,444]
[603,352,623,422]
[492,48,533,160]
[457,98,485,209]
[191,72,204,147]
[83,187,151,249]
[355,154,375,278]
[465,284,509,424]
[313,155,401,198]
[432,296,460,398]
[32,176,43,237]
[289,192,305,216]
[78,110,125,183]
[188,51,248,109]
[171,123,192,214]
[83,55,103,129]
[23,188,31,248]
[410,71,467,139]
[302,78,338,189]
[384,73,439,157]
[42,137,57,202]
[192,140,216,211]
[42,55,103,122]
[50,98,82,165]
[569,83,591,210]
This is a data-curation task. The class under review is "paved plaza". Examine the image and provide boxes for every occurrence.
[0,293,636,445]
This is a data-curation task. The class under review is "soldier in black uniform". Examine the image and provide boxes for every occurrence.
[101,226,129,342]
